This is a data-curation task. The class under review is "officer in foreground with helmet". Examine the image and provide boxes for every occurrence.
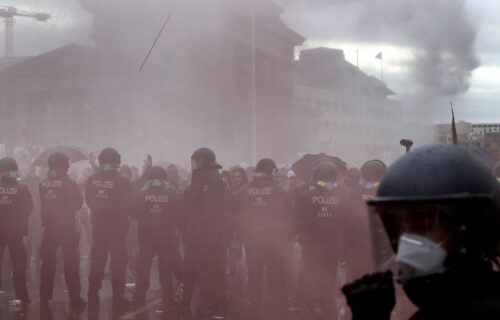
[294,161,345,319]
[39,152,86,312]
[85,148,134,312]
[236,158,291,319]
[132,166,181,315]
[0,157,33,303]
[182,148,231,319]
[342,144,500,319]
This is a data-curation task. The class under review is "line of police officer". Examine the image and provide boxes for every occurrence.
[0,146,389,320]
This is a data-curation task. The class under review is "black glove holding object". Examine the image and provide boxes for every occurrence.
[341,270,395,320]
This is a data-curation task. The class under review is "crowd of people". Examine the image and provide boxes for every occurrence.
[2,144,500,320]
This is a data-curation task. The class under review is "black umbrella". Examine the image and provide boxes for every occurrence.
[33,146,88,168]
[291,153,347,181]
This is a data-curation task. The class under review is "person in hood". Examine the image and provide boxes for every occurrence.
[229,166,249,194]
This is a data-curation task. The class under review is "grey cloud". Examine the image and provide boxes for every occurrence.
[278,0,479,96]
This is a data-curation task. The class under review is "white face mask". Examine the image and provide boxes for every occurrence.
[395,233,447,282]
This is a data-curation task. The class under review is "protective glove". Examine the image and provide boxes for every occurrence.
[341,270,395,320]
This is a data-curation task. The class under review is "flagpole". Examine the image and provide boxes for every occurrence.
[375,52,383,81]
[451,101,458,145]
[356,49,360,110]
[380,55,383,82]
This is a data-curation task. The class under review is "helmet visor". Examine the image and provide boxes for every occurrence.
[367,195,495,271]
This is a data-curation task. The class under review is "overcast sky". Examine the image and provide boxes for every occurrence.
[2,0,499,124]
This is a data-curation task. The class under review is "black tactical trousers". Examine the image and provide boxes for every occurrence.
[88,227,128,299]
[134,239,178,304]
[40,231,81,300]
[182,243,227,317]
[0,236,29,301]
[297,242,339,316]
[245,239,286,312]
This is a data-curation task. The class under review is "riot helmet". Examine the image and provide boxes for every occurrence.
[147,166,167,181]
[255,158,277,178]
[191,148,221,170]
[48,152,70,171]
[0,157,19,179]
[98,147,121,170]
[312,161,338,190]
[367,145,500,284]
[361,160,387,183]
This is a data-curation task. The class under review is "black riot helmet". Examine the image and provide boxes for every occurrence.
[48,152,70,170]
[361,159,387,183]
[368,145,500,267]
[0,157,19,178]
[255,158,278,177]
[147,166,168,181]
[191,147,221,170]
[312,161,338,182]
[98,147,121,166]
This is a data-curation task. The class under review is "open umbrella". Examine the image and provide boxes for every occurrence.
[291,153,347,182]
[33,146,88,168]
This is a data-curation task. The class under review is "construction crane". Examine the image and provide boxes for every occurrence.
[0,6,51,58]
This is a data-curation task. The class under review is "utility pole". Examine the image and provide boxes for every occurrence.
[251,0,257,165]
[0,6,51,58]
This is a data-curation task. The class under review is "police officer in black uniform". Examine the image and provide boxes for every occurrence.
[237,158,291,319]
[85,148,134,312]
[359,159,387,201]
[0,157,33,303]
[39,152,86,311]
[342,145,500,320]
[132,166,180,313]
[182,148,231,319]
[294,161,345,319]
[358,159,390,271]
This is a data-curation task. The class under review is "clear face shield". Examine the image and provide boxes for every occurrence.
[191,158,199,171]
[367,197,495,283]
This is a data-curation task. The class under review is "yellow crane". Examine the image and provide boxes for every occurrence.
[0,6,51,58]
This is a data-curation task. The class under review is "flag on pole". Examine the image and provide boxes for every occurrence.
[451,102,458,145]
[375,52,382,60]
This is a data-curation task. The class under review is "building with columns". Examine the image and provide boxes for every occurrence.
[0,0,304,165]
